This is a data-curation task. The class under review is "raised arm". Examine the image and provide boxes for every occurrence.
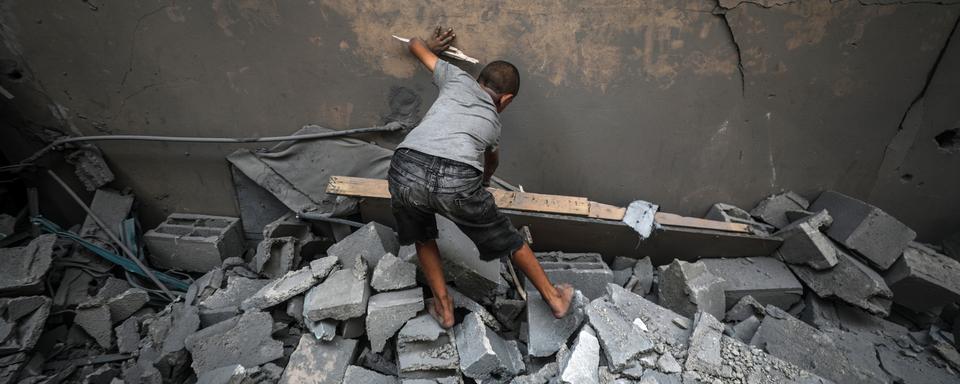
[409,26,455,72]
[483,147,499,187]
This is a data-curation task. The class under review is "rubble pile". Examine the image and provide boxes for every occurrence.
[0,181,958,384]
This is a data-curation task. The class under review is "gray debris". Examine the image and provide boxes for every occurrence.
[115,316,141,354]
[251,236,301,279]
[145,213,245,273]
[0,296,51,355]
[943,231,960,262]
[280,335,359,384]
[799,294,840,331]
[307,319,337,341]
[656,352,682,374]
[586,297,654,371]
[195,364,250,384]
[367,288,425,353]
[876,343,958,384]
[372,253,417,292]
[625,256,654,296]
[750,191,810,229]
[725,295,765,322]
[775,221,840,270]
[639,370,682,384]
[527,290,587,357]
[184,311,284,374]
[242,257,338,311]
[510,361,558,384]
[884,242,960,312]
[701,257,803,311]
[433,216,509,301]
[559,325,600,384]
[75,305,113,348]
[397,329,460,373]
[535,252,614,300]
[606,284,693,347]
[455,312,524,381]
[65,146,115,191]
[327,221,399,271]
[447,286,503,331]
[0,234,55,294]
[731,315,761,343]
[105,288,150,323]
[398,313,445,344]
[343,365,400,384]
[199,277,268,326]
[705,203,774,234]
[809,191,916,270]
[658,260,726,319]
[303,260,371,321]
[684,311,724,376]
[311,256,340,278]
[788,248,893,316]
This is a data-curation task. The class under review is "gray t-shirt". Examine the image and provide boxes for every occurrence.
[398,60,500,171]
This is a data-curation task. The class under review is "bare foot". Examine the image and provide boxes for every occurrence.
[428,294,455,329]
[549,283,576,318]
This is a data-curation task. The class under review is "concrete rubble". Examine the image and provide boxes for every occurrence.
[1,178,958,384]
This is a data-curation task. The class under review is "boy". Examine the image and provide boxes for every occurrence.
[389,26,575,329]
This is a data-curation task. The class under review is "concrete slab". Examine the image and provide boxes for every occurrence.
[750,191,809,229]
[184,311,284,374]
[454,312,524,381]
[343,365,400,384]
[434,216,508,302]
[199,277,268,326]
[701,257,803,311]
[0,234,54,295]
[884,243,960,313]
[303,259,371,321]
[75,305,113,348]
[606,284,692,348]
[527,290,587,357]
[725,295,765,323]
[398,313,445,344]
[775,220,840,270]
[559,325,600,384]
[586,298,654,372]
[366,288,425,353]
[0,296,51,355]
[372,253,417,292]
[106,288,151,323]
[397,331,460,374]
[327,221,399,271]
[242,258,337,311]
[788,249,893,316]
[280,335,359,384]
[809,191,916,270]
[658,260,726,319]
[684,312,724,376]
[535,252,614,300]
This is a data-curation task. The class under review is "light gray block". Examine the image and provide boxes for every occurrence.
[658,260,726,319]
[527,290,587,357]
[789,249,893,316]
[184,311,283,374]
[397,331,459,373]
[0,234,55,295]
[884,243,960,312]
[372,253,417,292]
[684,312,724,376]
[559,325,600,384]
[750,191,809,229]
[343,365,400,384]
[280,335,359,384]
[366,288,425,353]
[145,213,244,272]
[535,252,614,300]
[586,298,653,372]
[251,236,301,279]
[809,191,916,270]
[398,313,445,344]
[454,312,524,381]
[303,261,371,321]
[242,258,338,311]
[700,257,803,311]
[327,221,399,271]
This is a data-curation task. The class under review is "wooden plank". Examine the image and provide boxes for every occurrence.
[588,202,626,220]
[655,212,750,233]
[328,176,589,216]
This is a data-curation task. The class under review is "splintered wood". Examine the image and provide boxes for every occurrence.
[326,176,749,233]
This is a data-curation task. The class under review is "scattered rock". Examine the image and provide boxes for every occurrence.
[372,253,417,292]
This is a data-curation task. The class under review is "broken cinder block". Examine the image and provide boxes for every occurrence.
[241,256,338,311]
[366,288,425,353]
[280,335,359,384]
[586,297,654,372]
[884,243,960,313]
[809,191,916,270]
[527,290,587,357]
[658,260,726,320]
[701,257,803,311]
[145,213,244,272]
[251,237,301,279]
[303,258,371,321]
[558,325,600,384]
[535,251,614,300]
[788,248,893,316]
[327,221,399,271]
[372,253,417,292]
[750,191,809,229]
[684,311,724,376]
[184,311,284,375]
[454,312,524,381]
[0,234,55,295]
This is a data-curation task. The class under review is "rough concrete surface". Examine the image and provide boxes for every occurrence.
[280,335,359,384]
[327,221,399,269]
[184,311,284,374]
[789,247,893,316]
[303,265,371,321]
[701,257,803,310]
[527,290,587,357]
[0,234,55,294]
[366,288,424,353]
[884,243,960,312]
[658,260,726,319]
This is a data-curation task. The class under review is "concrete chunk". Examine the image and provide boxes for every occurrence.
[434,216,508,301]
[115,316,141,354]
[809,191,916,270]
[684,312,724,376]
[454,312,524,381]
[559,325,600,384]
[372,253,417,292]
[605,284,692,348]
[397,330,460,373]
[106,288,150,323]
[775,221,840,270]
[242,258,337,311]
[701,257,802,311]
[306,319,337,341]
[750,191,809,229]
[884,243,960,312]
[251,237,301,279]
[527,290,587,357]
[658,260,726,319]
[145,213,244,272]
[343,365,400,384]
[327,221,399,270]
[788,249,893,316]
[184,311,283,374]
[535,252,614,300]
[398,313,445,344]
[280,335,359,384]
[586,298,654,372]
[0,234,54,294]
[366,288,425,353]
[75,305,113,348]
[199,277,268,326]
[943,231,960,262]
[656,352,682,374]
[303,262,371,321]
[731,315,761,343]
[626,256,654,296]
[0,296,51,355]
[705,203,774,233]
[725,295,765,322]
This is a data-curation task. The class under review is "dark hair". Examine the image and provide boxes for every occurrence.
[478,60,519,96]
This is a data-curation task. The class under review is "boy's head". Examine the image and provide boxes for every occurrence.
[478,60,519,112]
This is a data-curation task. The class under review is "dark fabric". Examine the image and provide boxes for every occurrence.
[388,148,524,261]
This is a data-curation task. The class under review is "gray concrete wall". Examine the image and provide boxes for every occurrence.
[0,0,958,241]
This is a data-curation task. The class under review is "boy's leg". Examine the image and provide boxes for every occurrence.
[510,242,575,318]
[415,239,455,329]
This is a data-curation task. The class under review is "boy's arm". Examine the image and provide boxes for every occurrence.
[482,147,499,187]
[409,27,455,72]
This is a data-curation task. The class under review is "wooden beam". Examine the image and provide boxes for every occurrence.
[326,176,749,233]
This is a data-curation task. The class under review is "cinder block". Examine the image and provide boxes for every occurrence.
[700,257,803,311]
[145,214,244,272]
[658,260,726,320]
[454,312,524,381]
[534,252,614,300]
[750,191,809,229]
[808,191,916,270]
[789,247,893,316]
[884,243,960,313]
[251,237,301,279]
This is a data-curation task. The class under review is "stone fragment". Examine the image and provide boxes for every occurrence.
[241,261,332,311]
[527,290,587,357]
[0,296,51,354]
[186,268,224,306]
[106,288,150,323]
[303,262,371,321]
[701,257,802,311]
[656,352,682,374]
[586,298,654,371]
[750,191,809,229]
[310,256,340,278]
[535,251,614,300]
[280,335,359,384]
[66,147,115,191]
[115,316,141,354]
[775,221,840,270]
[809,191,916,270]
[605,284,692,347]
[327,221,399,270]
[876,343,957,384]
[454,312,524,381]
[53,268,95,307]
[398,313,445,344]
[251,236,301,279]
[306,319,337,341]
[725,295,765,322]
[77,189,134,242]
[367,288,425,353]
[75,305,113,348]
[446,287,503,331]
[658,260,725,319]
[372,253,417,292]
[145,213,244,272]
[799,294,840,331]
[788,249,893,316]
[731,315,761,343]
[492,297,526,327]
[639,370,682,384]
[705,203,774,233]
[559,325,600,384]
[358,347,399,376]
[195,364,250,384]
[343,365,400,384]
[510,361,558,384]
[430,216,508,301]
[684,312,723,376]
[184,311,284,374]
[0,234,54,294]
[884,242,960,312]
[149,302,201,362]
[397,330,459,373]
[626,256,654,296]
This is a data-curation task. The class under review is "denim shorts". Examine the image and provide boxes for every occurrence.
[388,148,524,261]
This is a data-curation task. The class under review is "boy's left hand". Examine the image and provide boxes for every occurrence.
[425,26,455,54]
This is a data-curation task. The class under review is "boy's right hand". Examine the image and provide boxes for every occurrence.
[425,26,455,54]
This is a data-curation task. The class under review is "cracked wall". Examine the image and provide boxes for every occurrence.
[0,0,958,241]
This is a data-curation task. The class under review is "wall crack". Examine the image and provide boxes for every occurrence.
[714,5,746,96]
